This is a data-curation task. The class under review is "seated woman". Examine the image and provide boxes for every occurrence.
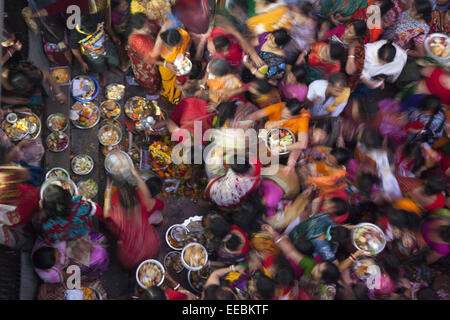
[421,208,450,264]
[246,98,311,172]
[206,27,244,69]
[248,79,282,109]
[37,184,102,245]
[360,39,407,89]
[205,58,244,104]
[2,60,66,106]
[244,29,290,82]
[245,0,292,35]
[103,170,164,270]
[278,65,309,102]
[307,41,346,78]
[398,174,447,212]
[205,155,261,210]
[322,20,367,90]
[382,0,432,58]
[31,231,109,283]
[403,94,446,145]
[0,158,39,248]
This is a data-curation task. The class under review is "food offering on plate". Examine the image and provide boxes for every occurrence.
[104,151,134,176]
[40,177,78,199]
[164,251,184,273]
[426,34,449,59]
[98,125,122,146]
[77,179,98,199]
[173,53,193,76]
[136,259,165,289]
[166,224,188,250]
[267,127,295,154]
[100,119,122,130]
[124,96,152,120]
[102,144,123,156]
[1,116,30,141]
[71,75,98,101]
[353,258,380,280]
[105,83,125,100]
[100,100,121,119]
[128,145,140,165]
[51,67,70,84]
[70,102,100,129]
[71,154,94,175]
[185,231,207,246]
[21,112,41,140]
[149,141,172,170]
[352,223,386,255]
[181,243,208,271]
[47,113,68,132]
[47,131,69,152]
[45,167,70,180]
[188,267,211,293]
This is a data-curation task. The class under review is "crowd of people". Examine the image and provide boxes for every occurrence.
[0,0,449,300]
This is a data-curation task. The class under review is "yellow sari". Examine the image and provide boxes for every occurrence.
[246,5,292,35]
[159,28,191,104]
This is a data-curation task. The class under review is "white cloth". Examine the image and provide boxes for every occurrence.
[65,289,84,300]
[307,80,347,117]
[362,40,407,85]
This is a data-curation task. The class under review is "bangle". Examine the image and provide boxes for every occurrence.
[283,145,287,153]
[348,55,355,59]
[8,50,12,57]
[164,61,167,68]
[173,283,180,290]
[230,265,236,272]
[275,235,285,244]
[349,254,356,262]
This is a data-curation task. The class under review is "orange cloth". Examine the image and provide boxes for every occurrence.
[264,103,310,135]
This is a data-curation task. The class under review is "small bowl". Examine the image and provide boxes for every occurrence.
[104,151,134,175]
[181,242,208,271]
[71,154,94,176]
[40,177,78,199]
[98,124,122,147]
[164,251,184,273]
[136,259,165,289]
[266,127,296,156]
[6,113,17,124]
[100,100,121,119]
[352,223,386,255]
[165,224,189,250]
[47,113,68,132]
[45,167,70,180]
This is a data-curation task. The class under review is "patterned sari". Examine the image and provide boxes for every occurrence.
[256,33,287,81]
[246,4,292,34]
[159,27,191,104]
[320,0,368,17]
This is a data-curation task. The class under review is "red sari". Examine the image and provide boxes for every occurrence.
[307,42,341,76]
[105,189,163,270]
[128,31,161,95]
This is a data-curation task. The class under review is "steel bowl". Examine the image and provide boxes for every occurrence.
[71,154,94,176]
[40,177,78,199]
[70,102,100,129]
[47,113,68,132]
[164,251,184,273]
[352,223,387,255]
[104,151,134,175]
[266,127,296,156]
[100,100,121,120]
[98,124,122,147]
[180,242,208,271]
[45,167,70,180]
[46,131,69,152]
[165,224,189,251]
[136,259,165,289]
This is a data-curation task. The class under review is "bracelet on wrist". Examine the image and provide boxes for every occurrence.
[275,235,285,244]
[173,283,180,290]
[348,55,355,59]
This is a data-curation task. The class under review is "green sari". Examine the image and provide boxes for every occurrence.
[320,0,368,17]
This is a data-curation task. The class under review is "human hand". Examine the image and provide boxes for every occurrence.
[261,224,278,238]
[81,62,89,74]
[13,40,22,52]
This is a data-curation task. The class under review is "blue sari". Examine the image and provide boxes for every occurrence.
[256,33,287,81]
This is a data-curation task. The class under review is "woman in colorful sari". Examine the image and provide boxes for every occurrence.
[322,20,367,90]
[126,13,161,95]
[243,29,290,82]
[32,231,109,283]
[421,208,450,264]
[307,40,345,79]
[0,161,39,248]
[205,58,244,104]
[37,184,102,245]
[103,169,164,270]
[248,79,283,108]
[382,0,432,58]
[246,0,292,35]
[205,155,261,210]
[150,21,191,104]
[278,65,309,102]
[429,8,450,34]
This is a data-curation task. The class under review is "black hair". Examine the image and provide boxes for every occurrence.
[0,145,8,165]
[229,155,251,174]
[357,173,380,194]
[125,13,148,40]
[329,41,346,61]
[145,176,163,197]
[381,252,401,281]
[330,147,351,166]
[378,40,396,63]
[328,72,348,87]
[32,247,56,270]
[256,275,275,300]
[419,94,441,113]
[254,79,273,94]
[112,178,139,209]
[209,215,232,239]
[321,261,341,284]
[231,192,265,233]
[209,58,231,76]
[225,234,241,251]
[417,287,439,300]
[380,0,395,15]
[361,128,382,149]
[300,2,314,15]
[352,283,370,299]
[274,264,295,287]
[351,20,367,38]
[140,286,167,300]
[189,61,203,80]
[81,14,101,34]
[423,173,446,195]
[271,28,290,48]
[215,101,237,128]
[293,235,315,256]
[329,226,350,247]
[213,35,231,51]
[203,285,236,300]
[311,118,333,135]
[160,29,182,47]
[285,98,304,116]
[403,142,425,174]
[439,226,450,243]
[330,197,349,216]
[414,0,432,23]
[291,64,307,83]
[388,208,421,231]
[111,0,126,10]
[42,184,72,218]
[8,61,43,98]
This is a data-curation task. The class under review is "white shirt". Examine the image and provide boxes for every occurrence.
[307,80,347,117]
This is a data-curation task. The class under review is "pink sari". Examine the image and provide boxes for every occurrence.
[106,190,163,270]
